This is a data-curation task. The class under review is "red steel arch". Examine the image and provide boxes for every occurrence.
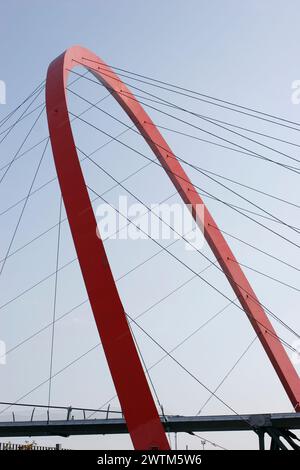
[46,46,300,448]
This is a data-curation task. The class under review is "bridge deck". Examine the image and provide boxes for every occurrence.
[0,413,299,437]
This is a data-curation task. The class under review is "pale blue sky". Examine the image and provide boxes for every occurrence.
[0,0,299,450]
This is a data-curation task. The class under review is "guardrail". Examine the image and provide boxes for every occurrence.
[0,442,62,450]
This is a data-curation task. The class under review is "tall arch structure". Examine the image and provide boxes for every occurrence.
[46,46,300,449]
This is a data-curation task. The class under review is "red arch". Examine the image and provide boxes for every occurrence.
[46,46,300,448]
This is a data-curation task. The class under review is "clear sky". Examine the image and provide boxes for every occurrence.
[0,0,299,450]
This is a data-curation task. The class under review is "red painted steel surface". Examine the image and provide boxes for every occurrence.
[46,47,169,450]
[46,46,300,447]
